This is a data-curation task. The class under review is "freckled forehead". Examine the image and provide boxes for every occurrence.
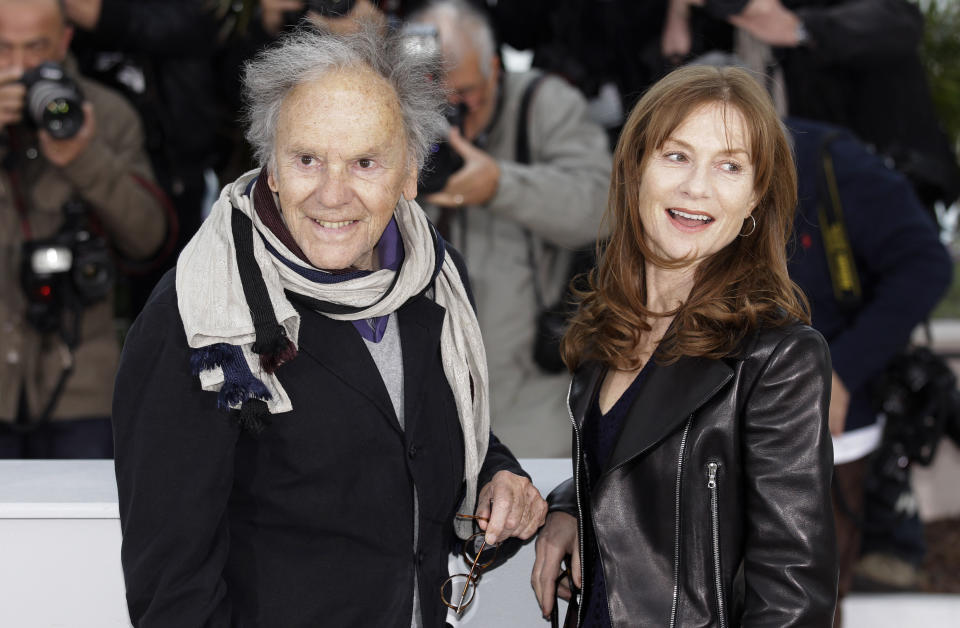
[277,66,406,151]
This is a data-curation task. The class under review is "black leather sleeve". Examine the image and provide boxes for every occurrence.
[546,477,578,517]
[740,326,837,627]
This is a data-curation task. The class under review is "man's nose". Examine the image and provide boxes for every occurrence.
[317,167,351,208]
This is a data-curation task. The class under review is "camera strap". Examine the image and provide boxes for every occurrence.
[4,126,36,239]
[516,73,551,310]
[816,131,862,317]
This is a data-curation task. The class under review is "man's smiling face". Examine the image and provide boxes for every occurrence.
[267,66,417,271]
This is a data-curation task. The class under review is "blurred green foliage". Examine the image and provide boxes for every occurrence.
[919,0,960,153]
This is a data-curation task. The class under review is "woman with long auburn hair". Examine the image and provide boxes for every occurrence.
[531,65,837,627]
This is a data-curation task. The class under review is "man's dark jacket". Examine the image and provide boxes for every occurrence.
[113,270,523,627]
[787,117,953,432]
[550,324,836,627]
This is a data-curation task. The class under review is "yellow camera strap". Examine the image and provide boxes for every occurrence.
[817,131,862,313]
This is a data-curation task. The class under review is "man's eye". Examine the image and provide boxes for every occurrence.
[357,158,374,169]
[299,155,314,166]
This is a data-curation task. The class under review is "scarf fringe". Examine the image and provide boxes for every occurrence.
[253,328,298,374]
[235,398,271,435]
[189,343,236,375]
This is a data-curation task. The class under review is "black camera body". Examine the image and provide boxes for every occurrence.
[21,200,114,334]
[21,61,85,140]
[306,0,356,16]
[419,102,467,195]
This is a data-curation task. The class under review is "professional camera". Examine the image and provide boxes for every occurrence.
[21,200,114,334]
[419,102,467,195]
[21,62,86,140]
[306,0,355,16]
[398,23,468,195]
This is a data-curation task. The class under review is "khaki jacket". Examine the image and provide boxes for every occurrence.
[0,67,165,422]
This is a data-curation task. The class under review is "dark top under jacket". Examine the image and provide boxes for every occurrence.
[113,269,524,628]
[550,323,837,627]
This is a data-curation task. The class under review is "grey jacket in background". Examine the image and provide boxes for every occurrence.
[426,70,611,457]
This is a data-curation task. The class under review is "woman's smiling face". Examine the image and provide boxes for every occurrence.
[637,102,758,267]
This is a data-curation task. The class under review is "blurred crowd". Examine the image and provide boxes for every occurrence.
[2,0,959,620]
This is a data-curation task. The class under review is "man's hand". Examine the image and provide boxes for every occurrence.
[63,0,103,30]
[728,0,803,47]
[0,66,26,128]
[829,370,850,437]
[261,0,305,36]
[425,128,500,208]
[474,470,547,545]
[39,102,95,167]
[531,511,580,620]
[661,0,704,63]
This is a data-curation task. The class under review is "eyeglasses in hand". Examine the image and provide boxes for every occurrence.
[440,513,500,614]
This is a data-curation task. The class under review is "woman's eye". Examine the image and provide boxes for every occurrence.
[720,161,742,173]
[665,152,687,163]
[357,158,374,169]
[299,155,314,166]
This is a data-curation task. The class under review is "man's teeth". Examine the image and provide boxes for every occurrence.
[669,209,711,222]
[313,219,354,228]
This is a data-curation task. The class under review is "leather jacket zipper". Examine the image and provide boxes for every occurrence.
[668,416,694,628]
[707,461,727,628]
[567,380,586,628]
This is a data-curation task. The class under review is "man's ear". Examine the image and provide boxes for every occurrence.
[402,164,418,201]
[267,167,279,193]
[57,26,74,61]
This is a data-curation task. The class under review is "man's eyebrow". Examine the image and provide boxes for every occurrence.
[664,137,750,157]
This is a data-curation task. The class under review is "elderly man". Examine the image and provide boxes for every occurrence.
[0,0,165,458]
[410,0,612,457]
[112,22,546,628]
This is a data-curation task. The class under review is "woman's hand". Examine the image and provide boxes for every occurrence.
[531,511,581,619]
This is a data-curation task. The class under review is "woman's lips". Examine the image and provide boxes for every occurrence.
[667,207,714,229]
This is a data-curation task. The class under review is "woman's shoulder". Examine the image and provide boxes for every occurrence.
[741,320,829,364]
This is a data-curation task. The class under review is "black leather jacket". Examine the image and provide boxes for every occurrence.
[550,323,837,627]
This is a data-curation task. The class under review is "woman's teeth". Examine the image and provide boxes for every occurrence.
[668,208,712,222]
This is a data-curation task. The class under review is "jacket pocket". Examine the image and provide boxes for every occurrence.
[706,461,728,628]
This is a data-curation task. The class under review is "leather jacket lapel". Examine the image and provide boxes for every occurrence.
[569,362,605,429]
[607,356,733,472]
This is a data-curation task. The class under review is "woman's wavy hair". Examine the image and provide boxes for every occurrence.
[562,65,809,371]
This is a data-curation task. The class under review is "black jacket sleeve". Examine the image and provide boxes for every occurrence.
[741,327,837,627]
[113,274,238,627]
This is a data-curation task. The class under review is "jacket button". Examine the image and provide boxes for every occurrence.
[408,444,418,459]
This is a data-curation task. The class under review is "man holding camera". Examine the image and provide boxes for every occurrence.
[0,0,165,458]
[409,1,611,457]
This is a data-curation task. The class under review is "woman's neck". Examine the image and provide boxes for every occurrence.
[644,261,696,314]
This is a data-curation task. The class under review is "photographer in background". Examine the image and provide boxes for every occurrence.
[787,117,952,624]
[408,0,611,457]
[0,0,165,458]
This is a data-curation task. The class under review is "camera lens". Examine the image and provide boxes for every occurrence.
[27,80,85,140]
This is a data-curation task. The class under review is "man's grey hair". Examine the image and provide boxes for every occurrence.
[242,21,447,173]
[408,0,497,78]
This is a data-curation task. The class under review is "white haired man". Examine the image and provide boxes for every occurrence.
[112,21,546,628]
